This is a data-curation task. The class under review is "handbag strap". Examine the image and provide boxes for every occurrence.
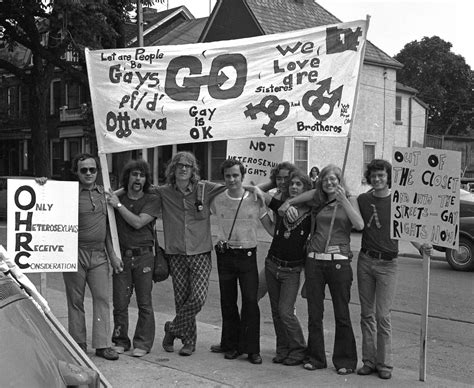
[227,190,246,241]
[324,202,338,253]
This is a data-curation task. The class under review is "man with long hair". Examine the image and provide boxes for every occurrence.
[151,151,225,356]
[107,159,160,357]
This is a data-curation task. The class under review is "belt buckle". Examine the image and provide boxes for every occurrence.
[124,249,133,257]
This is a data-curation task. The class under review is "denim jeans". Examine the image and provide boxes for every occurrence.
[265,257,306,362]
[112,251,155,352]
[63,247,111,349]
[217,248,260,354]
[357,251,398,372]
[305,258,357,370]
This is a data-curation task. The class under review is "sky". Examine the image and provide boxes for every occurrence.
[154,0,473,69]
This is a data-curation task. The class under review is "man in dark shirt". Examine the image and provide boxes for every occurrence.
[107,159,160,358]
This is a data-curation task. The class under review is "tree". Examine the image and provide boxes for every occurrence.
[0,0,155,176]
[394,36,473,136]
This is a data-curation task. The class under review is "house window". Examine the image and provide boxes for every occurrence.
[50,79,61,115]
[66,82,82,109]
[363,143,376,178]
[7,86,19,118]
[210,140,226,181]
[395,95,402,124]
[294,138,308,173]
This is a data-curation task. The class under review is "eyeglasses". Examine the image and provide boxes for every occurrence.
[177,163,193,170]
[321,176,338,184]
[131,171,146,178]
[79,167,97,174]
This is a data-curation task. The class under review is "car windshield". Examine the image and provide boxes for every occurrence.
[460,189,474,203]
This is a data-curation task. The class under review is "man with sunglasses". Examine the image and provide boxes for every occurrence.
[39,153,123,360]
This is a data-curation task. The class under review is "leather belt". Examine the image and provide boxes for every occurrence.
[122,246,153,257]
[307,252,348,261]
[268,254,304,268]
[361,248,397,261]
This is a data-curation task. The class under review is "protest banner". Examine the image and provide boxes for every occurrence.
[85,19,368,154]
[6,179,79,273]
[226,137,286,185]
[391,147,461,249]
[390,146,461,381]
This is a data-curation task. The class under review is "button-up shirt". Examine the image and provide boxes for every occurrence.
[153,181,224,255]
[78,184,107,250]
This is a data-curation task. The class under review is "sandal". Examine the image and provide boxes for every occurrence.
[303,362,317,371]
[337,368,354,375]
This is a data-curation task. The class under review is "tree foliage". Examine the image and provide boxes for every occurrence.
[394,36,473,136]
[0,0,155,176]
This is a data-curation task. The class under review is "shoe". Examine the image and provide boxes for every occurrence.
[248,353,262,364]
[303,361,325,371]
[162,321,175,352]
[95,347,119,361]
[179,344,195,356]
[210,344,228,353]
[378,370,392,379]
[132,348,148,357]
[77,343,87,353]
[272,355,285,364]
[357,365,376,375]
[337,367,354,375]
[111,345,126,354]
[283,358,303,366]
[224,349,241,360]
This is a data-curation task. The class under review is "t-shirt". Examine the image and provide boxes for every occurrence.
[115,192,161,250]
[357,191,398,254]
[268,197,311,262]
[211,190,265,249]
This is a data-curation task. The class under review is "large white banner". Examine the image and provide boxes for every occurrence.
[226,137,286,185]
[391,147,461,249]
[6,180,79,273]
[85,20,368,154]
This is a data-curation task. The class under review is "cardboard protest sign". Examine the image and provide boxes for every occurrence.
[85,20,368,154]
[391,147,461,249]
[226,137,285,185]
[6,180,79,273]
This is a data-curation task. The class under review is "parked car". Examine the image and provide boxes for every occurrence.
[433,189,474,271]
[0,176,35,220]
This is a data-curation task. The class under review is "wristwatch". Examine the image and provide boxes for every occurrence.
[117,203,122,209]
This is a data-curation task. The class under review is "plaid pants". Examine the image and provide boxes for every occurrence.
[167,252,212,346]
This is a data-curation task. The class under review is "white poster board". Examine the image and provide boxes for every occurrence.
[391,147,461,249]
[6,179,79,273]
[226,137,286,185]
[85,20,368,153]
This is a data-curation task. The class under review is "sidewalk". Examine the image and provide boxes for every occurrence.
[46,287,466,388]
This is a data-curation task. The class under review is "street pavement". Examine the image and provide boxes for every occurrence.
[39,221,467,388]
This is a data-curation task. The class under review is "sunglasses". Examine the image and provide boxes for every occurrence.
[79,167,97,174]
[177,163,193,170]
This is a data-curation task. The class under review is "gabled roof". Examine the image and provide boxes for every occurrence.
[148,18,208,46]
[124,6,194,46]
[242,0,402,69]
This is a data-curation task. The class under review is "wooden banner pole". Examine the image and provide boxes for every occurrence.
[419,250,431,381]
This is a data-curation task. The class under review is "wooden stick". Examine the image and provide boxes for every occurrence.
[419,250,430,381]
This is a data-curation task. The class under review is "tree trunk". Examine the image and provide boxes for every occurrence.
[28,76,52,177]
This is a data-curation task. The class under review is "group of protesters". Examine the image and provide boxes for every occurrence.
[55,150,431,380]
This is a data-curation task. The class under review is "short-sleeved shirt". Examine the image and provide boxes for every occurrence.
[153,181,225,255]
[357,191,398,254]
[115,192,161,250]
[78,184,107,250]
[268,197,311,262]
[211,190,265,249]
